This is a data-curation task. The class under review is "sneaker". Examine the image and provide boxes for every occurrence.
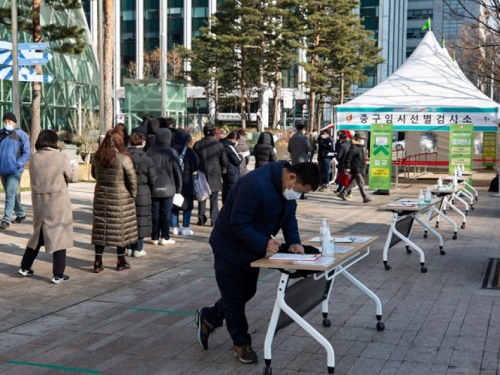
[18,268,34,277]
[94,261,104,273]
[116,260,131,271]
[14,215,26,224]
[160,238,175,245]
[363,197,372,203]
[233,344,258,364]
[334,190,340,196]
[346,194,353,198]
[171,227,181,235]
[151,239,159,245]
[125,248,133,257]
[182,227,194,236]
[133,250,147,258]
[195,307,214,350]
[51,275,69,284]
[0,221,9,229]
[338,192,348,201]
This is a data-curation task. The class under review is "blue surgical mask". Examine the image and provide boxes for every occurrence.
[283,180,302,200]
[3,123,14,131]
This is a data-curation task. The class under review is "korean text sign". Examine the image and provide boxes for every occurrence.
[449,124,473,174]
[369,123,393,190]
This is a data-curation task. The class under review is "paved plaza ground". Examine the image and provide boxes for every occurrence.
[0,170,499,375]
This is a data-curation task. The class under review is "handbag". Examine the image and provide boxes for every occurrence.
[336,170,351,187]
[194,171,212,201]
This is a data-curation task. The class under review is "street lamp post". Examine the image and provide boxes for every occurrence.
[11,0,20,121]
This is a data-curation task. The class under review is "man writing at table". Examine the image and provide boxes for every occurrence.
[195,161,320,364]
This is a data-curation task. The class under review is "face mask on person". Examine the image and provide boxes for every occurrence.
[283,179,302,200]
[3,122,14,131]
[321,135,327,139]
[359,140,365,146]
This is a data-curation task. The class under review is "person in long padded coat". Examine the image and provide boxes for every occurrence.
[91,129,138,273]
[220,131,242,203]
[18,130,78,284]
[147,128,182,245]
[127,133,157,257]
[193,124,228,227]
[171,128,199,236]
[253,132,277,169]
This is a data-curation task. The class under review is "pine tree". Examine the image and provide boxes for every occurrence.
[0,1,86,152]
[284,0,383,130]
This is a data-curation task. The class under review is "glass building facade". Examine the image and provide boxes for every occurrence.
[0,0,99,132]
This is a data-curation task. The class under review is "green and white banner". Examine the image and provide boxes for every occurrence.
[482,132,497,167]
[449,123,473,174]
[369,123,393,190]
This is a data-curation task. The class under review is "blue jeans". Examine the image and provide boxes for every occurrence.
[1,173,24,223]
[319,158,331,187]
[151,196,174,241]
[171,209,192,228]
[130,238,144,251]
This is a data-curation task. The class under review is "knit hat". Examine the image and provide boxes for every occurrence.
[2,112,17,123]
[339,133,347,139]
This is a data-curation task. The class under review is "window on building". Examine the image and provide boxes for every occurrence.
[122,10,135,21]
[407,28,426,39]
[407,9,433,20]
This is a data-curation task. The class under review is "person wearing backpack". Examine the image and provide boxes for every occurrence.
[0,113,31,230]
[171,129,199,236]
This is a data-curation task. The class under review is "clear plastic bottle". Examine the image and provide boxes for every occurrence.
[418,189,425,206]
[320,219,334,257]
[425,187,432,203]
[437,175,443,188]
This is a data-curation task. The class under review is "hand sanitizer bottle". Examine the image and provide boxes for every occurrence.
[320,219,328,255]
[425,187,432,203]
[452,170,458,187]
[437,175,443,188]
[457,165,462,177]
[418,189,425,206]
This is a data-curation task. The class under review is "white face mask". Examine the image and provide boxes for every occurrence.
[359,140,365,146]
[321,135,327,139]
[3,123,14,131]
[283,179,302,200]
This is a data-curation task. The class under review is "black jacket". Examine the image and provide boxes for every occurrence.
[145,118,160,151]
[236,138,250,176]
[131,120,148,138]
[317,136,334,161]
[193,135,228,192]
[345,141,366,176]
[336,140,351,169]
[172,129,199,210]
[253,132,277,169]
[146,128,182,198]
[128,147,157,237]
[220,138,242,185]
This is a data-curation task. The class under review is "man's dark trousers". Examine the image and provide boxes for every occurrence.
[205,254,260,346]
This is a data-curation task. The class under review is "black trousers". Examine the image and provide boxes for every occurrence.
[94,245,126,257]
[205,254,260,346]
[198,191,219,224]
[20,231,66,277]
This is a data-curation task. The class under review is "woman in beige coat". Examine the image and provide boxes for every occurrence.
[91,129,137,272]
[19,130,78,284]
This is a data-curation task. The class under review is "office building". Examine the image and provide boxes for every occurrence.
[406,0,483,58]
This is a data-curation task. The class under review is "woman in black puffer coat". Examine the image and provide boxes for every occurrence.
[171,129,199,235]
[128,133,157,257]
[253,131,277,169]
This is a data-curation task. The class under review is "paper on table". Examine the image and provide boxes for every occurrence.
[352,236,371,243]
[332,237,355,243]
[269,253,321,261]
[386,203,416,207]
[293,257,336,266]
[334,245,354,253]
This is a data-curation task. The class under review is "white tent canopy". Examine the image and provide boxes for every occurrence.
[336,31,500,132]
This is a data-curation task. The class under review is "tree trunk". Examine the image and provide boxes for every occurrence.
[271,63,280,129]
[103,0,114,131]
[240,46,247,130]
[257,37,265,132]
[30,0,42,154]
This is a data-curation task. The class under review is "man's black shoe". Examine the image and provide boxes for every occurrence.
[0,221,9,229]
[197,216,207,226]
[14,215,26,224]
[195,307,214,350]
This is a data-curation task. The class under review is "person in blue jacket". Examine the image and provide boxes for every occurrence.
[0,113,31,229]
[195,161,320,364]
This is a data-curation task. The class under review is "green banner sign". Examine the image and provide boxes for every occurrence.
[482,132,497,167]
[369,123,393,190]
[449,124,473,174]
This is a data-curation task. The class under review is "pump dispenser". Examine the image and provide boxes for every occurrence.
[425,187,432,203]
[320,219,334,257]
[437,175,443,187]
